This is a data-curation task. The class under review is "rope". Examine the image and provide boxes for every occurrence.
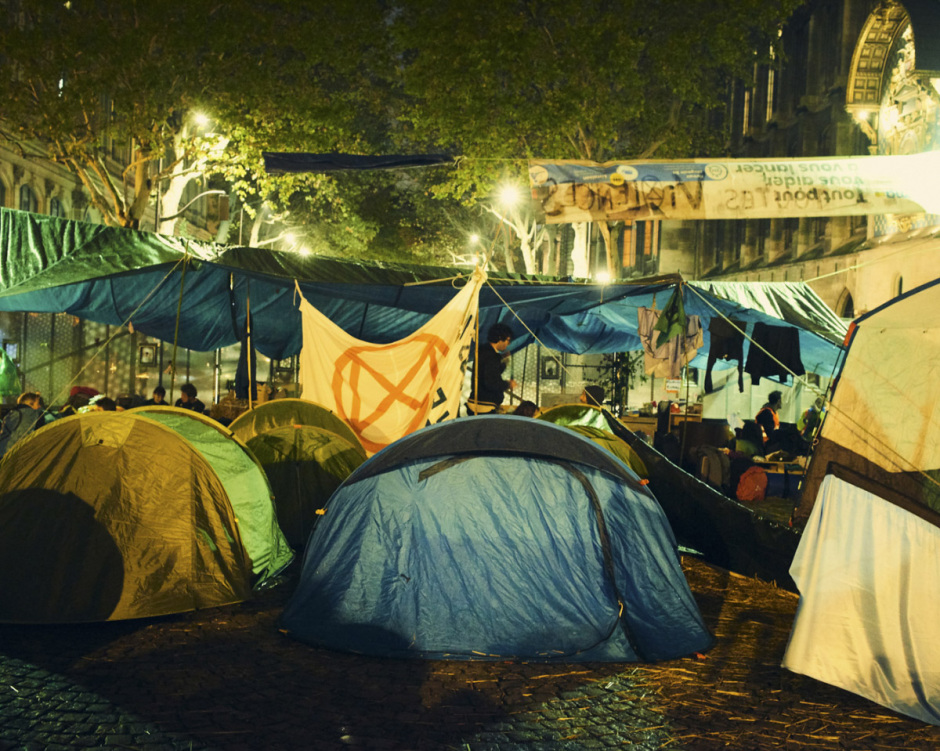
[483,279,572,388]
[685,284,940,494]
[246,281,253,410]
[684,283,830,402]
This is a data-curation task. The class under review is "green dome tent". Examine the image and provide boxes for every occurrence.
[539,404,648,478]
[539,403,611,431]
[129,405,293,577]
[228,399,367,547]
[0,410,292,623]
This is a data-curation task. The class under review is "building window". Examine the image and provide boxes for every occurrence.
[837,290,854,319]
[783,217,799,251]
[49,197,65,217]
[742,90,751,136]
[19,184,37,213]
[765,43,779,122]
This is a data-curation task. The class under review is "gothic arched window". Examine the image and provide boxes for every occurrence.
[19,184,38,213]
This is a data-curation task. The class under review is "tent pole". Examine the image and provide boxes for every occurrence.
[247,287,253,411]
[679,365,691,466]
[169,256,190,403]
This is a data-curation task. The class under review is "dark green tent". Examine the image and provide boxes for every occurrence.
[539,404,648,479]
[0,410,292,623]
[228,399,367,547]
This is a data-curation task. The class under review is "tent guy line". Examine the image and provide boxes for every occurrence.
[685,283,833,402]
[40,255,189,415]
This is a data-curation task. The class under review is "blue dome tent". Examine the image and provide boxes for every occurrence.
[281,416,714,661]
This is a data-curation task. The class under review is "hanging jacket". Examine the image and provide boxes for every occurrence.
[0,405,43,458]
[744,323,805,386]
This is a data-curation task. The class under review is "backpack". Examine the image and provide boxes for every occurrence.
[736,465,768,502]
[0,406,42,458]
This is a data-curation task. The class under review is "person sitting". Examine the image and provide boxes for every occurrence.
[580,385,605,408]
[512,400,540,418]
[144,385,169,406]
[58,386,98,418]
[755,390,782,447]
[90,395,118,411]
[0,392,45,458]
[175,383,206,414]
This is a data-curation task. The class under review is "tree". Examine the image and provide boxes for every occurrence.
[391,0,804,274]
[0,1,394,232]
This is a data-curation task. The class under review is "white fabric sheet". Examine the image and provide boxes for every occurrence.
[783,474,940,725]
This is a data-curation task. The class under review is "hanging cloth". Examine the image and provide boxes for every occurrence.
[297,268,485,455]
[704,317,747,393]
[652,285,688,349]
[637,307,703,379]
[745,323,805,386]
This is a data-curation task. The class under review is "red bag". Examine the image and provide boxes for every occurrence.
[737,465,768,502]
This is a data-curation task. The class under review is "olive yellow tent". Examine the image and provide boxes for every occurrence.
[0,410,292,623]
[228,399,367,547]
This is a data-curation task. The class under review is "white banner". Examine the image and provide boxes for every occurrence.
[298,269,484,455]
[529,154,940,223]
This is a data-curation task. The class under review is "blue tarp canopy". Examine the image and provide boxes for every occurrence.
[0,209,845,374]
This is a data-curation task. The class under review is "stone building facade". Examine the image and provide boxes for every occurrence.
[660,0,940,319]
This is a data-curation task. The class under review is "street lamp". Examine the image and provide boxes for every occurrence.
[498,184,521,208]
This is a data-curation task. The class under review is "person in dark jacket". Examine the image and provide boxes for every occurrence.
[175,383,206,414]
[466,323,517,415]
[144,386,170,406]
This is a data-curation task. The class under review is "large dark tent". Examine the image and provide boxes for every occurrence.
[280,416,714,661]
[227,399,367,547]
[782,278,940,724]
[0,410,293,623]
[540,403,800,590]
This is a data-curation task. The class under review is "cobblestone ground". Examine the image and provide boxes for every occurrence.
[1,557,938,750]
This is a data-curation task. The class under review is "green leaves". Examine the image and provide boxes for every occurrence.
[0,0,802,262]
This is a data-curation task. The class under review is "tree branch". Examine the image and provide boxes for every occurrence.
[638,98,684,159]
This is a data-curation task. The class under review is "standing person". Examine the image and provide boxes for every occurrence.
[0,392,44,458]
[466,323,517,415]
[798,396,825,441]
[175,383,206,415]
[144,386,169,406]
[755,390,782,447]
